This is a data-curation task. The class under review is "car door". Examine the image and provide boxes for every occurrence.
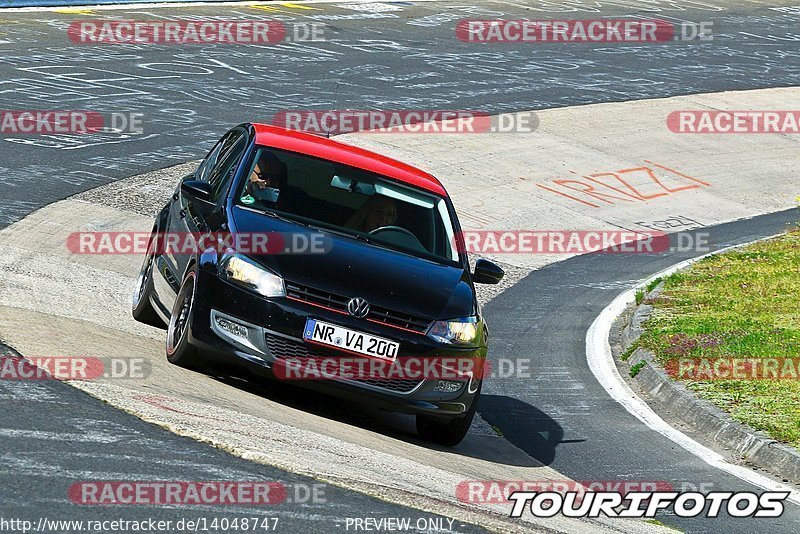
[154,128,247,314]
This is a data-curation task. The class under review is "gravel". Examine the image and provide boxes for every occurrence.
[73,161,200,217]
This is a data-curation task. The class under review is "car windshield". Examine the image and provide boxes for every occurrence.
[236,146,460,264]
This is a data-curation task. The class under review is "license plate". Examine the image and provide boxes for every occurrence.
[302,319,399,362]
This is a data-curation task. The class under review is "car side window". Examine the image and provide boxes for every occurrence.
[195,136,228,183]
[208,132,247,201]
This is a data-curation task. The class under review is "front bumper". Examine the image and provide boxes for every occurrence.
[187,269,485,418]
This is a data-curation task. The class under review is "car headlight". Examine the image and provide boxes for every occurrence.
[220,253,285,297]
[427,316,480,346]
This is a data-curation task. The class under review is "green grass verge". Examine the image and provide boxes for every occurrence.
[635,229,800,449]
[630,360,646,378]
[645,519,683,532]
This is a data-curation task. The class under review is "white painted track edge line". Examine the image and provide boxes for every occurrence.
[585,232,800,506]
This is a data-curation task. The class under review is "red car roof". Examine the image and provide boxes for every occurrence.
[251,123,447,196]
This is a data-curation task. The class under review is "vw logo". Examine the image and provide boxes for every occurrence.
[347,297,370,318]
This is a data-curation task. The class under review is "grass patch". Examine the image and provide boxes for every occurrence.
[620,345,636,362]
[645,519,683,532]
[636,229,800,449]
[630,360,647,378]
[646,277,663,294]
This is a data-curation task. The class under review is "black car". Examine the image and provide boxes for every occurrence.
[132,123,504,446]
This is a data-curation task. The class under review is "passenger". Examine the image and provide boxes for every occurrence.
[345,196,398,232]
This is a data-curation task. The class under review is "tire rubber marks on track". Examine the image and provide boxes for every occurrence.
[0,428,122,443]
[136,394,218,421]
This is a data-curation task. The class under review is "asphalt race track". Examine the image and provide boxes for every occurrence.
[1,0,800,227]
[1,1,800,533]
[0,346,488,533]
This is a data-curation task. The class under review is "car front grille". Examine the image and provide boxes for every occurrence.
[284,282,432,334]
[264,333,422,394]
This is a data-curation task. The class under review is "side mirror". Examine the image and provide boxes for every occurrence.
[473,259,505,285]
[181,180,214,210]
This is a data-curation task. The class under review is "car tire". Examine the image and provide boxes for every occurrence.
[416,386,480,447]
[166,266,205,369]
[132,236,165,328]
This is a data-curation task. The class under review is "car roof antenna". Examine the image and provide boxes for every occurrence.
[325,82,340,139]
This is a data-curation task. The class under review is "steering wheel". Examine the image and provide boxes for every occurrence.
[368,225,418,239]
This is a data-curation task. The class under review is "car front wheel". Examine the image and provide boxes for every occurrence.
[166,267,205,369]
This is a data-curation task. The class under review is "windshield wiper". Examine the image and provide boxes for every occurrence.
[242,205,313,228]
[351,233,373,243]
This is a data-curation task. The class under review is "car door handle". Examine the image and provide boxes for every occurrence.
[179,209,187,219]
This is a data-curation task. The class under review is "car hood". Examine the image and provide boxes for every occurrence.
[230,206,476,320]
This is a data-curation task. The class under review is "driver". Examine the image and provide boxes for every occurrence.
[246,152,285,201]
[345,196,397,232]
